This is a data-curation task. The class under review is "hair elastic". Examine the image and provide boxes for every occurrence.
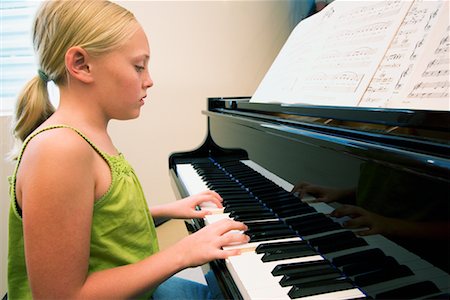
[37,69,50,82]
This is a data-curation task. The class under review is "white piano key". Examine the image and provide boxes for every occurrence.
[223,237,303,252]
[226,251,365,300]
[176,164,209,195]
[176,160,450,299]
[204,212,231,225]
[177,164,224,211]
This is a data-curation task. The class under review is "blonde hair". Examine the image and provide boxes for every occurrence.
[10,0,138,158]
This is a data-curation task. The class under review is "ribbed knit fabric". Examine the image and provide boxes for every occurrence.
[8,125,159,299]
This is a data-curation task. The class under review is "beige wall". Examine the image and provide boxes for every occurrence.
[108,0,304,207]
[1,0,308,295]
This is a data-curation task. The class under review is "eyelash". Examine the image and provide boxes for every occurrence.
[135,65,145,72]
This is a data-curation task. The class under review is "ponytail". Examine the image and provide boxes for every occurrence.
[9,0,138,159]
[9,74,55,159]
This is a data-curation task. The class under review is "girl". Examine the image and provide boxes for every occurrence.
[8,1,248,299]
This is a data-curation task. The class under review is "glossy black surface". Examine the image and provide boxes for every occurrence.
[169,97,450,298]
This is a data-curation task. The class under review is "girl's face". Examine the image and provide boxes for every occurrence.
[92,26,153,121]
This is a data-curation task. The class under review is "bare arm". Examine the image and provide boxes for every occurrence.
[18,130,247,299]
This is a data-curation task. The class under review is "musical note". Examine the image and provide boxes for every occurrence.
[360,0,449,109]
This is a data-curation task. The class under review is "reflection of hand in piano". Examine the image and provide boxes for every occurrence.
[330,204,395,237]
[291,182,356,204]
[332,205,450,240]
[175,159,450,299]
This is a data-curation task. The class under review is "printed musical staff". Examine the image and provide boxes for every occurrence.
[359,0,449,110]
[251,0,449,111]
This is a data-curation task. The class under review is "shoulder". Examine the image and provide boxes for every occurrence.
[24,127,95,162]
[18,127,97,181]
[15,127,98,209]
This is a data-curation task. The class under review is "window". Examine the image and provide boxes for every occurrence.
[0,1,40,116]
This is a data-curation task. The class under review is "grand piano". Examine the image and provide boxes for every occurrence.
[169,97,450,299]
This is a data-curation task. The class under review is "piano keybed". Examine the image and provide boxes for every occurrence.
[176,158,450,299]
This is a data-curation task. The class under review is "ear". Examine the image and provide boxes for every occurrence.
[65,47,93,83]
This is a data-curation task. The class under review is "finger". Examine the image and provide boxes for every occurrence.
[331,205,363,218]
[291,182,310,193]
[220,231,250,246]
[205,190,223,201]
[309,197,328,203]
[216,249,242,259]
[212,219,248,235]
[355,228,378,236]
[206,196,223,208]
[342,216,370,229]
[191,209,212,219]
[194,194,223,208]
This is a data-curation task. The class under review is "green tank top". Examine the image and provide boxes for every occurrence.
[7,125,159,299]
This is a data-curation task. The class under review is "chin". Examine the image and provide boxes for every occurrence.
[115,111,141,120]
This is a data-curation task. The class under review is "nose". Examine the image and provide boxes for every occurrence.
[143,71,153,89]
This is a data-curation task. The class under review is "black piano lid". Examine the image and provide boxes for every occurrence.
[209,97,450,132]
[205,97,450,182]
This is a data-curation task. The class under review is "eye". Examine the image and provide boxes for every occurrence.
[135,65,145,72]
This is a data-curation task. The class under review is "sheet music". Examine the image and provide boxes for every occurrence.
[389,1,449,110]
[251,0,413,107]
[359,0,449,110]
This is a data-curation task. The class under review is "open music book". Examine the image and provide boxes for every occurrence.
[251,0,449,111]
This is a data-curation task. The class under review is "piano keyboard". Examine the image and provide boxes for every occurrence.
[175,158,450,299]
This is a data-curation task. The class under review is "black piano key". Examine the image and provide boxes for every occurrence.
[230,211,273,219]
[254,190,291,199]
[295,221,342,236]
[309,230,356,247]
[246,219,285,228]
[280,269,343,287]
[275,206,317,218]
[263,194,302,203]
[261,247,317,262]
[332,248,386,267]
[288,278,356,299]
[226,204,263,212]
[249,231,298,242]
[234,211,276,221]
[247,228,296,240]
[256,240,309,254]
[223,197,258,204]
[226,205,267,213]
[267,200,305,209]
[317,236,368,254]
[354,264,413,287]
[277,261,338,280]
[215,191,251,197]
[286,213,332,229]
[265,198,306,209]
[343,256,398,276]
[288,215,335,228]
[237,179,271,187]
[375,281,441,299]
[272,260,332,276]
[246,223,289,234]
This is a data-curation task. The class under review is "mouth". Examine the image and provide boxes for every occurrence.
[140,95,147,104]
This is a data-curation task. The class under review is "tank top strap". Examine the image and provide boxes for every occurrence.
[13,125,111,178]
[10,124,115,219]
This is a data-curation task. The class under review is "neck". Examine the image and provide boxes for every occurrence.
[50,86,109,132]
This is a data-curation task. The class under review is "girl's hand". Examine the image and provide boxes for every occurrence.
[152,190,223,219]
[173,219,249,268]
